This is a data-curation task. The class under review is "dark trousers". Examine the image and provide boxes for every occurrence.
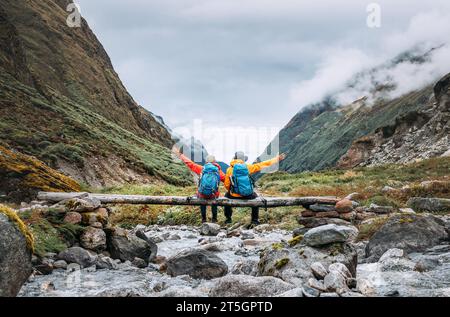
[224,192,259,222]
[200,205,218,222]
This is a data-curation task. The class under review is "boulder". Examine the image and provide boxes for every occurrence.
[63,212,82,225]
[57,247,97,268]
[231,259,259,276]
[368,204,394,214]
[303,224,358,247]
[132,257,148,269]
[297,217,351,229]
[53,260,68,270]
[310,262,328,280]
[324,271,349,294]
[240,230,255,240]
[106,227,157,264]
[166,248,228,279]
[307,278,326,292]
[258,241,358,286]
[80,227,107,252]
[335,199,354,213]
[365,215,448,262]
[81,210,108,226]
[200,223,221,236]
[276,288,304,297]
[209,275,295,297]
[67,197,101,213]
[95,255,119,270]
[328,263,352,279]
[0,212,33,297]
[309,204,336,213]
[378,249,415,272]
[407,197,450,212]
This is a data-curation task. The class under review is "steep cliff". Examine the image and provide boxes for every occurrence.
[0,0,191,187]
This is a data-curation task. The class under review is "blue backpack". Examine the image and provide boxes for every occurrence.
[198,163,220,197]
[231,164,254,197]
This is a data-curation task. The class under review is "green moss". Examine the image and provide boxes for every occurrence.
[29,218,67,257]
[356,217,389,241]
[0,205,35,252]
[275,258,290,270]
[288,235,303,247]
[272,243,284,251]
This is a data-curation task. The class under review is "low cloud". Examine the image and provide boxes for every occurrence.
[289,10,450,108]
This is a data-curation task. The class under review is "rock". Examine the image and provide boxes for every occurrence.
[345,193,361,201]
[81,210,108,226]
[231,259,259,276]
[297,217,351,229]
[209,275,295,297]
[308,278,326,292]
[341,291,365,297]
[408,197,450,212]
[80,227,107,252]
[0,212,33,297]
[95,256,119,270]
[347,278,357,289]
[240,230,255,240]
[67,197,101,213]
[166,248,228,279]
[303,224,358,247]
[368,204,394,214]
[302,285,320,297]
[339,212,356,221]
[381,186,396,193]
[167,234,181,241]
[356,278,375,296]
[310,262,328,280]
[259,242,357,287]
[132,257,148,269]
[335,199,354,213]
[328,263,352,279]
[414,257,440,272]
[107,228,157,264]
[91,222,103,229]
[324,271,349,293]
[399,208,416,214]
[379,248,404,262]
[293,227,309,237]
[320,292,340,297]
[199,223,221,236]
[314,211,340,218]
[158,286,206,297]
[276,288,304,297]
[63,212,82,225]
[377,249,416,272]
[365,215,448,262]
[57,247,97,268]
[53,260,68,270]
[217,232,227,239]
[309,204,336,213]
[34,259,54,275]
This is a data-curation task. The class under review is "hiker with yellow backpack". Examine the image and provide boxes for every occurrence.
[224,151,287,225]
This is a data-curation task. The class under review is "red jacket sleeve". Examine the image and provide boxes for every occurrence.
[179,153,203,175]
[219,170,226,182]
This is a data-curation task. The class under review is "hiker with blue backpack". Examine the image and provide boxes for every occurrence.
[224,151,287,225]
[173,148,225,223]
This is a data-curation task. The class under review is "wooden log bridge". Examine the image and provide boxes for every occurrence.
[37,192,340,208]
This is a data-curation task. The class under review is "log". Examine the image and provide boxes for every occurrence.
[38,192,340,208]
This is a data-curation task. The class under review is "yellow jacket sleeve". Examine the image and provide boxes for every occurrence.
[248,156,281,174]
[224,167,233,191]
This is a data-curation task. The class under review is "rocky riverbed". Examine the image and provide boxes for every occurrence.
[18,219,450,297]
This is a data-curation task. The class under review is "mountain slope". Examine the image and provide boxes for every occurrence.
[0,0,192,187]
[338,73,450,168]
[257,48,448,175]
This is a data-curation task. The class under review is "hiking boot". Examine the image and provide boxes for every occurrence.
[225,218,232,225]
[251,219,260,226]
[202,219,207,224]
[212,218,218,224]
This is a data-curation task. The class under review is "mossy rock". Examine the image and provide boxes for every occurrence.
[0,205,34,252]
[275,258,290,270]
[288,235,303,247]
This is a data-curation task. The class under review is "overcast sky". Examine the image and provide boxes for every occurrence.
[75,0,450,162]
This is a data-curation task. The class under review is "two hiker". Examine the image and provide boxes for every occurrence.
[174,147,286,225]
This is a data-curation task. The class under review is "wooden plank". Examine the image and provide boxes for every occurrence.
[37,192,340,207]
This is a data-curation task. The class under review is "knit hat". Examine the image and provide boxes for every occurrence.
[206,155,216,163]
[234,151,248,162]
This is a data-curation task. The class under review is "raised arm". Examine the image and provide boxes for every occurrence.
[173,148,203,176]
[248,153,286,174]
